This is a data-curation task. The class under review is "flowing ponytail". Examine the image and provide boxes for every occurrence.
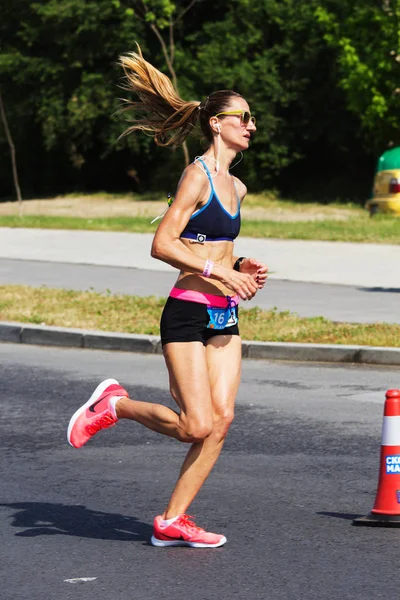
[118,44,201,147]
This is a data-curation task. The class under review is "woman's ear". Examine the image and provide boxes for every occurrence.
[209,117,220,134]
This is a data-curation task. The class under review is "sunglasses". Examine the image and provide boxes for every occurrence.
[214,110,256,126]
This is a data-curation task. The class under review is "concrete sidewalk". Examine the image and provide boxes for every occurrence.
[1,227,400,288]
[2,227,400,366]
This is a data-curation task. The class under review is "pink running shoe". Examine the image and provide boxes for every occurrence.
[151,514,227,548]
[67,378,128,448]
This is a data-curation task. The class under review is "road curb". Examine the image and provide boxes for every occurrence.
[2,321,400,366]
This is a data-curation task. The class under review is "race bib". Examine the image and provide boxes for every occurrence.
[207,305,238,330]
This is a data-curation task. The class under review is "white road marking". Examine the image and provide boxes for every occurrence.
[64,577,97,584]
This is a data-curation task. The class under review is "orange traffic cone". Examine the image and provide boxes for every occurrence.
[354,389,400,526]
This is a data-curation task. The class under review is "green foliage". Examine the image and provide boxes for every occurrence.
[176,0,352,185]
[315,0,400,150]
[0,0,398,199]
[140,0,176,28]
[0,0,145,158]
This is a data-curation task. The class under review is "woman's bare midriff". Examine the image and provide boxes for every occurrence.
[175,238,235,296]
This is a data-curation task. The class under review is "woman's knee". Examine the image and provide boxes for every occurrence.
[213,408,235,440]
[179,415,213,442]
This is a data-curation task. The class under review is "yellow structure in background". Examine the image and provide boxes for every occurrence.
[366,146,400,216]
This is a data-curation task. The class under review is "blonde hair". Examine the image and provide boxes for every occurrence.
[118,44,201,147]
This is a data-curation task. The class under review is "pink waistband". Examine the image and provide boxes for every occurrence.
[170,287,240,307]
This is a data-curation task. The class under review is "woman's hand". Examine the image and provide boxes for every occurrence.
[213,264,260,301]
[239,258,268,289]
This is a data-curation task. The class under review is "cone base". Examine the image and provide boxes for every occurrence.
[353,512,400,527]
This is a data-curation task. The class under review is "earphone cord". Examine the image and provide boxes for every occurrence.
[194,151,243,179]
[229,152,243,170]
[194,155,219,179]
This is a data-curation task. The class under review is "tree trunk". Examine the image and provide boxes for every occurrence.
[0,87,23,215]
[150,22,190,167]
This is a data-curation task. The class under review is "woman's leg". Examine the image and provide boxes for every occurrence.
[70,334,240,519]
[115,341,213,442]
[163,334,242,518]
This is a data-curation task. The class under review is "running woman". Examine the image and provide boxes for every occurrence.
[67,45,268,548]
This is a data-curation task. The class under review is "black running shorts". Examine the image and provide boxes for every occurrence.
[160,297,240,346]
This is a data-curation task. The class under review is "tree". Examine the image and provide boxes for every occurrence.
[0,0,382,200]
[129,0,201,166]
[0,0,146,190]
[177,0,342,186]
[316,0,400,152]
[0,86,23,211]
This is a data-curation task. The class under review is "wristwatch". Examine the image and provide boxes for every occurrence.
[233,256,246,272]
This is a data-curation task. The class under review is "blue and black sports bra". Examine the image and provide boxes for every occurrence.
[180,158,241,243]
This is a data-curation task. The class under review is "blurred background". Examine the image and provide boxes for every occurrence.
[0,0,399,204]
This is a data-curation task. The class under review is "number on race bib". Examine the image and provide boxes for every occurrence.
[214,312,226,326]
[207,305,238,330]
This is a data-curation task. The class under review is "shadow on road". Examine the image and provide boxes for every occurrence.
[360,287,400,294]
[317,511,364,520]
[0,502,152,541]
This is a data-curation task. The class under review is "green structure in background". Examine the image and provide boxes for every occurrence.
[366,147,400,216]
[377,147,400,172]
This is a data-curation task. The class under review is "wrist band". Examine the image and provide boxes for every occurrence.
[233,256,246,272]
[202,259,214,278]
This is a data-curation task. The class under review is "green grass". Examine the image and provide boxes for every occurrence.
[0,215,154,233]
[1,213,400,243]
[1,285,400,346]
[242,215,400,243]
[242,191,363,211]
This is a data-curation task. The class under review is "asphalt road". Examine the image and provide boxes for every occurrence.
[2,343,400,600]
[2,258,400,323]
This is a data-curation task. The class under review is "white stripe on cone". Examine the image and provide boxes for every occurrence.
[382,416,400,446]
